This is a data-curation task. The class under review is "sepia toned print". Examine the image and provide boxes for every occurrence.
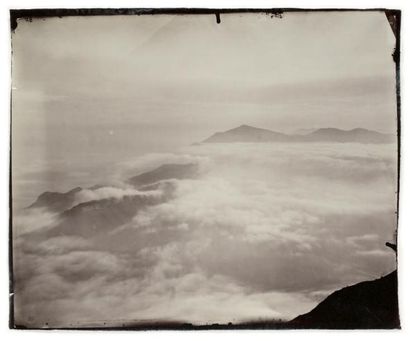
[10,9,400,329]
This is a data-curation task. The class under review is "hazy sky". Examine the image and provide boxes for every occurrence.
[11,11,398,204]
[12,11,397,147]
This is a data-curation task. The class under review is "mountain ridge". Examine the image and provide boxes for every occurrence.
[27,163,199,214]
[202,125,395,144]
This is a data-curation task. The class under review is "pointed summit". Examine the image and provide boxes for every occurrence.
[236,124,254,129]
[203,125,287,143]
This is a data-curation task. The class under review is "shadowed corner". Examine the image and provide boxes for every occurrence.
[286,242,400,330]
[384,9,401,64]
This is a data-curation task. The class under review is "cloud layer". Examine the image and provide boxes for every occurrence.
[13,142,398,327]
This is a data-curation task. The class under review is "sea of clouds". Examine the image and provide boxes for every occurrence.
[12,142,398,327]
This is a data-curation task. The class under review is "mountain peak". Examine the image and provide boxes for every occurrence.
[237,124,254,129]
[203,125,285,143]
[227,124,263,132]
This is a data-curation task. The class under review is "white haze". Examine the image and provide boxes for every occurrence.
[13,142,398,327]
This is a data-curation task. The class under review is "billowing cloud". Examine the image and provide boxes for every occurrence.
[73,186,162,206]
[13,208,60,236]
[12,142,398,327]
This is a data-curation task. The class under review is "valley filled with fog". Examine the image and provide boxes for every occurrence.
[12,141,397,327]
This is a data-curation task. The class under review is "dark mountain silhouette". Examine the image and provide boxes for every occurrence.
[26,163,198,239]
[45,194,162,238]
[28,163,198,214]
[202,125,394,144]
[288,270,400,329]
[128,163,199,187]
[28,187,82,212]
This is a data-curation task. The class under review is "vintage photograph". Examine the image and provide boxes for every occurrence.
[10,9,400,329]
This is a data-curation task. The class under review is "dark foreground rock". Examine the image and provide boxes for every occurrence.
[289,270,400,329]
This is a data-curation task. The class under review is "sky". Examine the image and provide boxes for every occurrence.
[11,11,398,206]
[10,11,399,327]
[12,11,397,159]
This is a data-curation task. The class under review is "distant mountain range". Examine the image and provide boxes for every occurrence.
[202,125,395,144]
